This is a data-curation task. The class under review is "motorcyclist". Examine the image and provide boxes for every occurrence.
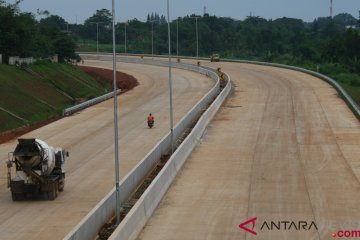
[147,113,154,128]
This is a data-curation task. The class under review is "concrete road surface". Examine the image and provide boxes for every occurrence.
[0,60,213,239]
[137,61,360,240]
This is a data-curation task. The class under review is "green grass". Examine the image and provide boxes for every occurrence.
[0,111,25,132]
[0,64,72,109]
[0,62,111,133]
[331,73,360,104]
[77,41,125,53]
[30,62,107,99]
[314,63,360,104]
[0,65,61,123]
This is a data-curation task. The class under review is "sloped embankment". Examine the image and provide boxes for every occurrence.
[0,62,138,142]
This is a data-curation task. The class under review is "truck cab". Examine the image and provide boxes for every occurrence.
[210,53,220,62]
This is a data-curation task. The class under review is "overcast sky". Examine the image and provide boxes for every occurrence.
[5,0,360,23]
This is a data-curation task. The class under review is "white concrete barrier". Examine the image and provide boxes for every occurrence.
[63,90,121,115]
[64,57,225,240]
[108,72,231,240]
[8,56,35,65]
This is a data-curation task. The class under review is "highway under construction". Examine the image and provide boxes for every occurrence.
[0,56,359,240]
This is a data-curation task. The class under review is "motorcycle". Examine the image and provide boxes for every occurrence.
[148,120,154,128]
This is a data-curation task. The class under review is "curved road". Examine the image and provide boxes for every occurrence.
[0,60,213,239]
[138,61,360,240]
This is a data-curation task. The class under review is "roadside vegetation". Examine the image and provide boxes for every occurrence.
[0,1,79,63]
[0,2,121,134]
[0,62,112,132]
[73,10,360,104]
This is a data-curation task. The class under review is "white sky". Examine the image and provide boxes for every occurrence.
[5,0,360,23]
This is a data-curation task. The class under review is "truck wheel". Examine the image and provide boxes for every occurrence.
[47,188,56,200]
[55,182,59,197]
[46,182,58,200]
[58,174,65,192]
[58,182,64,192]
[12,192,23,201]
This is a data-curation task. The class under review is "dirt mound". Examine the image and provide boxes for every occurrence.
[0,67,139,144]
[77,66,138,92]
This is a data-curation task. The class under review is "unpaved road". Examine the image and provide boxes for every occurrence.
[0,60,213,240]
[138,61,360,240]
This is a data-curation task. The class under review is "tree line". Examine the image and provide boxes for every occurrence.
[77,9,360,75]
[1,1,360,77]
[0,1,78,63]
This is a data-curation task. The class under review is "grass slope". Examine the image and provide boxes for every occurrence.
[0,62,111,132]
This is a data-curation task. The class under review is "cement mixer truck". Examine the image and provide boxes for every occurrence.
[6,139,68,201]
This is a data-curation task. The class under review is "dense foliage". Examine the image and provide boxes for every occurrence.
[0,1,78,62]
[74,10,360,102]
[1,2,359,100]
[75,11,360,74]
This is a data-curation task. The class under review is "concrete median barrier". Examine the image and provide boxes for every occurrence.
[108,71,231,240]
[64,57,228,240]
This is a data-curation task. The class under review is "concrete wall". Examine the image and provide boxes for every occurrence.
[63,90,121,116]
[8,56,19,65]
[64,57,225,240]
[108,73,231,240]
[50,55,58,63]
[8,56,35,65]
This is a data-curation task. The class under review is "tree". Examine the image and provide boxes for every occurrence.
[0,4,37,60]
[53,33,78,62]
[36,9,50,17]
[82,9,112,43]
[40,15,67,30]
[334,13,357,26]
[160,15,166,24]
[0,3,78,63]
[84,9,112,26]
[343,29,360,71]
[36,15,78,60]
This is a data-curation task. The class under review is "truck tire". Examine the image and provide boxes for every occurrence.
[58,173,65,192]
[58,181,64,192]
[11,192,24,201]
[46,182,58,200]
